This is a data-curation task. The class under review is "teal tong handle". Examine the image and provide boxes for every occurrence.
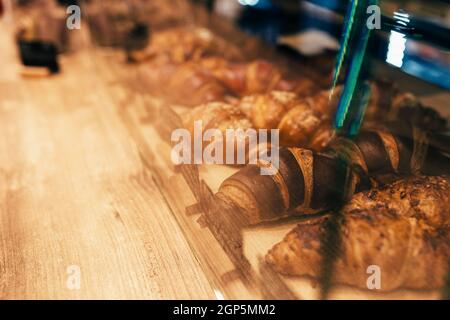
[332,0,379,137]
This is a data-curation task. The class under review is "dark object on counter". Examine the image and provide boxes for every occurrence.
[56,0,78,6]
[15,3,71,53]
[124,23,150,52]
[87,13,146,49]
[18,40,60,73]
[16,0,33,6]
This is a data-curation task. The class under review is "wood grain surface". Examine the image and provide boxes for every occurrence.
[0,21,215,299]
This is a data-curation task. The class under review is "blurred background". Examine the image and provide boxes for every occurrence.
[201,0,450,90]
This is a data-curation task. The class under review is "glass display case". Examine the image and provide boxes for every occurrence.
[2,0,448,300]
[99,0,448,299]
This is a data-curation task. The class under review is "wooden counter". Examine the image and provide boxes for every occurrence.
[0,21,215,299]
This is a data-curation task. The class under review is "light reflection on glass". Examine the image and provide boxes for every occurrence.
[393,11,410,23]
[386,30,407,68]
[385,11,411,69]
[237,0,260,6]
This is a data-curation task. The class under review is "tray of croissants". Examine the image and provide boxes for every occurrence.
[94,2,449,299]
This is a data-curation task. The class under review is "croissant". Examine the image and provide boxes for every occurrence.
[136,60,231,107]
[182,102,253,163]
[183,102,252,135]
[205,59,319,97]
[183,89,332,151]
[164,64,232,107]
[186,81,445,150]
[128,27,243,64]
[266,175,450,291]
[238,89,340,150]
[216,124,450,224]
[147,56,322,107]
[185,84,394,151]
[129,27,320,96]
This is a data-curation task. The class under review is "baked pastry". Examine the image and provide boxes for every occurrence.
[216,125,450,224]
[266,175,450,291]
[164,64,231,106]
[128,27,243,64]
[206,59,318,97]
[182,102,253,163]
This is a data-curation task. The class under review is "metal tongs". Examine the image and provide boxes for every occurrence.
[331,0,379,137]
[332,0,450,137]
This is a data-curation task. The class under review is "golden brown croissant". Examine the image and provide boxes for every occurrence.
[217,125,450,224]
[147,56,321,107]
[203,58,319,97]
[164,64,231,107]
[266,175,450,291]
[181,89,333,151]
[128,27,243,64]
[236,81,430,150]
[182,81,397,151]
[238,89,340,150]
[182,102,253,162]
[183,102,252,135]
[138,61,232,107]
[128,27,322,97]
